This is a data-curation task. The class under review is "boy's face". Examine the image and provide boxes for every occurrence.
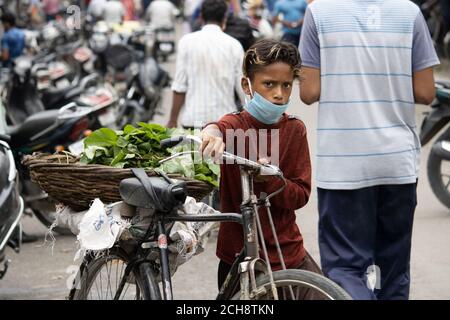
[242,62,294,106]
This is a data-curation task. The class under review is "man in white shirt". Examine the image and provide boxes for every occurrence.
[101,0,125,24]
[145,0,179,29]
[167,0,245,129]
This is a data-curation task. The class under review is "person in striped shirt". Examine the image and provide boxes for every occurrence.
[299,0,439,300]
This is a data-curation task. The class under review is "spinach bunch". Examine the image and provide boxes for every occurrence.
[80,123,219,187]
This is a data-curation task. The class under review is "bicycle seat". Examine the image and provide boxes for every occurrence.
[119,175,187,211]
[7,109,59,147]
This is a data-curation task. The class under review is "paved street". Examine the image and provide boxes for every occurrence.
[1,45,449,300]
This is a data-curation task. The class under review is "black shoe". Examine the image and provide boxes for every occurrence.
[21,232,39,243]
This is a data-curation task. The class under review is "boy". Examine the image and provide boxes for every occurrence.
[200,40,321,297]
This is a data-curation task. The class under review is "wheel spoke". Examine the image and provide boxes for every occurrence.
[295,286,301,300]
[444,176,450,190]
[73,251,146,301]
[98,265,103,298]
[122,279,132,300]
[105,260,113,300]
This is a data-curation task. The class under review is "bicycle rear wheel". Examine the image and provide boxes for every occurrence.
[232,269,352,300]
[69,247,152,300]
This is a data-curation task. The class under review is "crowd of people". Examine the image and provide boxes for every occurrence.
[0,0,446,300]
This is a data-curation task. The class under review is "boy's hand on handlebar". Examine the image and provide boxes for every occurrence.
[200,125,225,163]
[254,158,272,182]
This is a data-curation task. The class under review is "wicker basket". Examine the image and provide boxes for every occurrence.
[22,153,214,211]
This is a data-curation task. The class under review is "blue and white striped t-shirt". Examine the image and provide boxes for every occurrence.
[299,0,440,190]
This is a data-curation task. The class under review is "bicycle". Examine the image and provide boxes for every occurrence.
[68,135,351,300]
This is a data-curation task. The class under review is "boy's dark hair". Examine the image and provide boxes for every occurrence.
[1,12,16,26]
[243,39,302,79]
[201,0,228,24]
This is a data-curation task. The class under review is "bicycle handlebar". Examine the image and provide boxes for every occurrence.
[160,135,283,177]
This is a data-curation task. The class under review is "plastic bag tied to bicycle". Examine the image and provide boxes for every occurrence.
[77,198,125,251]
[51,196,219,275]
[46,199,131,259]
[169,196,219,268]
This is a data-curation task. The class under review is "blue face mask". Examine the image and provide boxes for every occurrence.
[244,79,289,125]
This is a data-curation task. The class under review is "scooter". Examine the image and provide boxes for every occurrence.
[5,94,118,233]
[0,134,24,279]
[153,27,176,62]
[419,80,450,209]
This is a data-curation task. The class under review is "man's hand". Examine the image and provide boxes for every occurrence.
[200,125,224,163]
[166,119,177,128]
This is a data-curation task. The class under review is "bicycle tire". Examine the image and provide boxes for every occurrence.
[69,247,152,300]
[231,269,352,300]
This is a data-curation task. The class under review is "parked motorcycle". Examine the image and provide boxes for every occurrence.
[3,88,118,232]
[87,23,170,126]
[153,27,176,62]
[0,134,24,280]
[416,0,450,58]
[420,81,450,209]
[3,55,98,125]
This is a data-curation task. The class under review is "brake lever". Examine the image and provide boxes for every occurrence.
[158,151,200,164]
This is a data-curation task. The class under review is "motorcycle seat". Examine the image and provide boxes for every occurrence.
[437,81,450,89]
[7,109,59,147]
[40,84,80,108]
[436,81,450,104]
[155,27,175,33]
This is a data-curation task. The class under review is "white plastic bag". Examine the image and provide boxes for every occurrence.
[167,196,220,273]
[77,199,123,251]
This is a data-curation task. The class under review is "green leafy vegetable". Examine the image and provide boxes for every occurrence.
[79,123,219,187]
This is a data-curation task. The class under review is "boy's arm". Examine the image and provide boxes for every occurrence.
[200,116,238,162]
[256,125,311,210]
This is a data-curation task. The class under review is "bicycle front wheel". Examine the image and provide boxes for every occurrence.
[232,269,352,300]
[69,247,153,300]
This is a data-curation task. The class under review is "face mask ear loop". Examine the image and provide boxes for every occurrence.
[247,77,254,99]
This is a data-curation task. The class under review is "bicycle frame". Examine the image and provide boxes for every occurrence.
[111,138,288,300]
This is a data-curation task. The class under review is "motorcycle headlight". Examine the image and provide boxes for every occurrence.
[89,33,108,53]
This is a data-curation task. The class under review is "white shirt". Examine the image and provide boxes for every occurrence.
[183,0,202,17]
[145,0,178,29]
[88,0,107,18]
[172,24,245,127]
[102,1,125,24]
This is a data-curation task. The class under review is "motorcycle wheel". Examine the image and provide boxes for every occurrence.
[428,128,450,209]
[444,31,450,59]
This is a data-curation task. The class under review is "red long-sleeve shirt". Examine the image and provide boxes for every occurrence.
[212,110,312,269]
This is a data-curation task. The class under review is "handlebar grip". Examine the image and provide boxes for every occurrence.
[160,136,184,149]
